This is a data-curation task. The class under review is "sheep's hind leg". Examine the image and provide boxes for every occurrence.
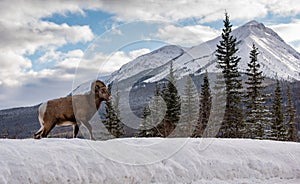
[41,123,56,138]
[34,126,43,139]
[73,124,79,138]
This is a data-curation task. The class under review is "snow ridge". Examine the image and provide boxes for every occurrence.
[0,138,299,183]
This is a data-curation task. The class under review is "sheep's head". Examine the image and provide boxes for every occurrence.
[91,80,111,101]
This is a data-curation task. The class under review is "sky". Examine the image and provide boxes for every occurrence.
[1,0,300,109]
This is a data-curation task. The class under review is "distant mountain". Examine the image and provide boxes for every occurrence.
[106,20,300,85]
[0,105,39,138]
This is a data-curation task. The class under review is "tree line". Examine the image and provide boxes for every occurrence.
[135,13,298,141]
[104,13,298,142]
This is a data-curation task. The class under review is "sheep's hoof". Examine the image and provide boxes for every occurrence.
[34,135,41,139]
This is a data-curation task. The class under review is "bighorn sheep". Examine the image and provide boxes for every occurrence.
[34,80,111,140]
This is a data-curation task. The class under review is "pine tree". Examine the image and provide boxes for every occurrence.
[194,71,211,137]
[160,61,181,137]
[215,12,244,138]
[271,80,286,141]
[177,75,199,137]
[244,44,270,139]
[103,89,124,138]
[285,84,298,142]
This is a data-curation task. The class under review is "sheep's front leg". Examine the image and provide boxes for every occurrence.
[82,122,95,140]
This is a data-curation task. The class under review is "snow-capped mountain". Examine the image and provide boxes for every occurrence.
[107,20,300,85]
[109,45,184,82]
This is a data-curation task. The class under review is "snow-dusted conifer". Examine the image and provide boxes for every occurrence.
[178,75,198,137]
[244,44,270,139]
[270,80,286,141]
[215,12,244,138]
[285,84,298,142]
[194,71,211,137]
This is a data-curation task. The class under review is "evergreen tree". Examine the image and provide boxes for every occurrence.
[113,85,121,119]
[160,61,181,137]
[285,84,298,142]
[137,83,168,137]
[137,106,152,137]
[103,89,124,138]
[271,80,286,141]
[215,12,244,138]
[194,71,211,137]
[178,75,199,137]
[204,73,226,137]
[147,83,166,137]
[244,44,270,139]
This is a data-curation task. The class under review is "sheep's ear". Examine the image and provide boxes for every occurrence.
[91,81,97,94]
[94,84,100,94]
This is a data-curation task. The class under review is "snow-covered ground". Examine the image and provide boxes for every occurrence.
[0,138,299,184]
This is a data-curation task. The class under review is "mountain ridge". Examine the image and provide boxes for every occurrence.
[106,20,300,85]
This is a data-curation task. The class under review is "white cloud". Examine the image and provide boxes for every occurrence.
[79,48,151,74]
[0,51,32,86]
[270,19,300,52]
[0,0,100,108]
[40,49,84,79]
[39,49,84,66]
[266,0,300,16]
[99,0,300,23]
[110,23,123,35]
[155,24,220,46]
[128,48,151,58]
[0,1,95,88]
[0,0,101,24]
[0,20,94,55]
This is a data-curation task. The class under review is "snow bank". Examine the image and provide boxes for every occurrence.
[0,138,299,184]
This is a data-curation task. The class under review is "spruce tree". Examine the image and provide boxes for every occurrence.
[215,12,244,138]
[205,73,226,137]
[103,89,124,138]
[113,85,121,119]
[178,75,199,137]
[244,44,270,139]
[148,83,166,137]
[194,71,211,137]
[137,106,152,137]
[285,84,298,142]
[137,84,165,137]
[271,80,286,141]
[161,61,181,137]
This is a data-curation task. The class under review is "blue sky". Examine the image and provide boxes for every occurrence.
[0,0,300,109]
